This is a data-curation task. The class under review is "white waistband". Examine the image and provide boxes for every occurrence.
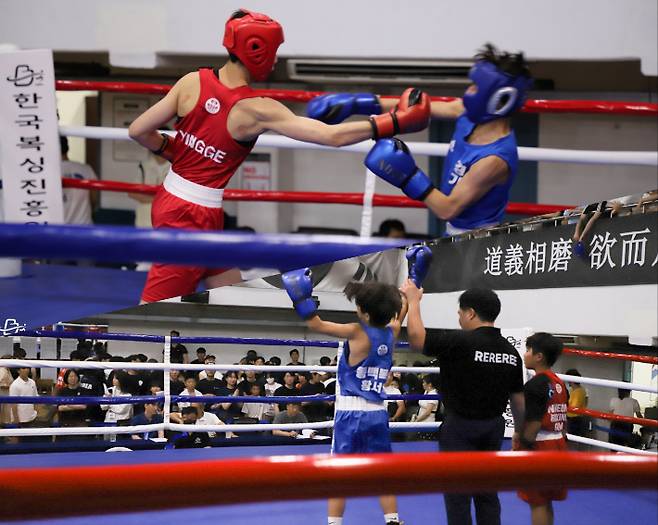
[335,395,386,412]
[163,169,224,208]
[536,430,564,441]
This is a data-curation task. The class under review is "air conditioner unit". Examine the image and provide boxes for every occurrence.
[287,58,473,85]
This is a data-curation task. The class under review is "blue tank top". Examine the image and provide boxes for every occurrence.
[337,323,394,403]
[440,114,518,230]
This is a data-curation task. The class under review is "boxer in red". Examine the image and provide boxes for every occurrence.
[516,332,568,525]
[129,8,430,302]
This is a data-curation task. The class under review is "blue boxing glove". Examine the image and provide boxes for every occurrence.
[307,93,382,124]
[364,138,434,201]
[281,268,318,320]
[406,245,433,288]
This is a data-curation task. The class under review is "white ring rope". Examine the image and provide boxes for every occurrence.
[60,126,658,167]
[1,359,655,394]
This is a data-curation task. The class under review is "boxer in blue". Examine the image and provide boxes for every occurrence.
[308,44,533,236]
[281,248,432,525]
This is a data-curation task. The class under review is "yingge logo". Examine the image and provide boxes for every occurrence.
[0,319,26,336]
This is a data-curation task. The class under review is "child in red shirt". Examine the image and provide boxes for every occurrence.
[516,332,568,525]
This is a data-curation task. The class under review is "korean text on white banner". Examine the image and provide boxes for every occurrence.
[0,49,63,224]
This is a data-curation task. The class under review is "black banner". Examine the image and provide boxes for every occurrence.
[424,212,658,293]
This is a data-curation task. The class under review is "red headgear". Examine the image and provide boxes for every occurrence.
[223,9,284,82]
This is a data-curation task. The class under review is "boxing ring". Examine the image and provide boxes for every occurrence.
[0,82,657,524]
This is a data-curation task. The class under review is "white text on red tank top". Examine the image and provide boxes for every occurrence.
[177,130,228,164]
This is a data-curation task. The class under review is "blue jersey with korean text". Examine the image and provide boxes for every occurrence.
[440,114,519,230]
[338,323,394,402]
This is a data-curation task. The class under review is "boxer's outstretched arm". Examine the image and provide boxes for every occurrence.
[305,316,359,339]
[252,97,373,147]
[380,97,463,120]
[423,155,508,220]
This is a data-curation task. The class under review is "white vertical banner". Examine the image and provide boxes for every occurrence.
[501,327,533,437]
[0,49,63,224]
[360,167,376,238]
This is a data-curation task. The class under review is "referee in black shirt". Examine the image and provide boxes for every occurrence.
[401,280,525,525]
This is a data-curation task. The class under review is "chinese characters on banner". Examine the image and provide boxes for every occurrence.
[0,49,63,224]
[423,213,658,293]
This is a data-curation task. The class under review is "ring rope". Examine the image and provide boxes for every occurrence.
[568,407,658,428]
[54,80,658,116]
[0,224,406,270]
[17,330,658,364]
[60,125,658,167]
[1,451,655,520]
[61,177,571,216]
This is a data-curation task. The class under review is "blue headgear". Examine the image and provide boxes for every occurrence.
[462,61,533,124]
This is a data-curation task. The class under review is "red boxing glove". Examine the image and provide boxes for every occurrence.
[369,88,430,139]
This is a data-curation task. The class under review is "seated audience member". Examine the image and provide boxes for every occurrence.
[241,383,268,422]
[178,375,202,409]
[272,402,308,438]
[376,218,407,238]
[57,370,88,432]
[300,372,326,422]
[101,371,134,425]
[263,372,282,422]
[609,389,643,447]
[9,367,39,433]
[274,372,300,412]
[268,355,284,383]
[237,370,263,395]
[287,348,305,366]
[197,354,219,381]
[170,407,210,448]
[130,401,164,440]
[384,373,406,423]
[414,374,440,423]
[254,356,266,382]
[213,371,243,422]
[244,349,258,364]
[169,370,184,395]
[170,403,236,439]
[197,358,225,398]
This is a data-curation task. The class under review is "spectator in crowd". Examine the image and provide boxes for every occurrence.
[79,360,107,424]
[169,370,184,395]
[169,330,189,364]
[269,355,283,383]
[178,375,202,409]
[130,401,165,440]
[190,347,207,365]
[272,402,308,438]
[198,354,218,381]
[171,403,236,439]
[241,383,267,422]
[0,355,14,427]
[57,370,88,435]
[170,407,210,448]
[609,389,643,447]
[60,136,98,226]
[237,370,262,395]
[215,371,243,422]
[565,369,589,442]
[263,372,282,422]
[414,374,440,423]
[197,357,225,398]
[287,349,305,366]
[9,347,33,380]
[274,372,300,413]
[9,367,39,435]
[300,372,326,422]
[384,373,406,423]
[244,350,258,364]
[129,146,170,229]
[377,219,407,239]
[101,371,134,426]
[254,355,266,382]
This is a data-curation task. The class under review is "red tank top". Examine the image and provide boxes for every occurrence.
[539,370,568,433]
[170,68,258,189]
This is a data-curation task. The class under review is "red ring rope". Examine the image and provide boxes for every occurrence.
[569,407,658,428]
[563,348,658,364]
[62,178,570,216]
[1,452,655,520]
[55,80,658,116]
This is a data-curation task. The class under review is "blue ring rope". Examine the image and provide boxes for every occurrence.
[15,330,412,349]
[0,224,407,269]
